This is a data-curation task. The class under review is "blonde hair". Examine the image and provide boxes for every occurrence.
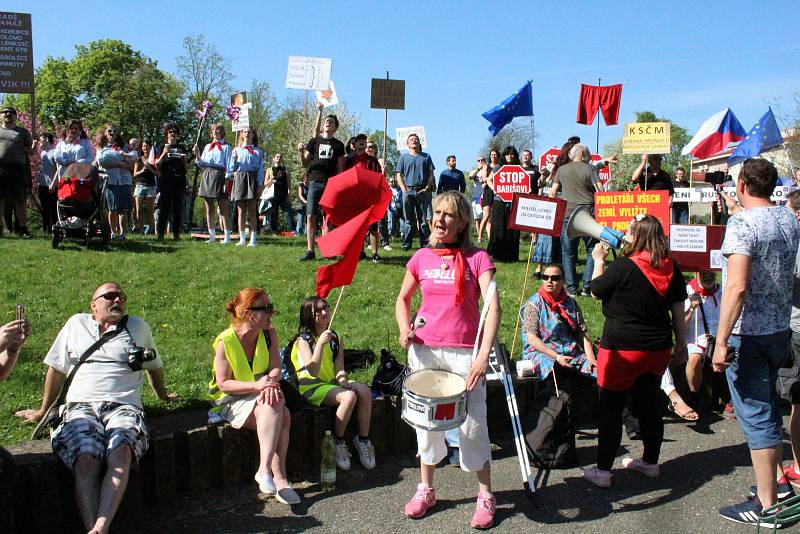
[428,191,474,250]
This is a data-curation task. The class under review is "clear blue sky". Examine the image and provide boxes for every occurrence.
[6,0,800,169]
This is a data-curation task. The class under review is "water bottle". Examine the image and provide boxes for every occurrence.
[320,430,336,491]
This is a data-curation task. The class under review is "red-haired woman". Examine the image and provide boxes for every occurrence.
[207,288,300,505]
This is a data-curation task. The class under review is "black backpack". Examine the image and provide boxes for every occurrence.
[371,348,408,397]
[523,385,577,469]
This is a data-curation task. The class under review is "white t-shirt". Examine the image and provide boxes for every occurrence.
[685,284,721,354]
[44,314,163,407]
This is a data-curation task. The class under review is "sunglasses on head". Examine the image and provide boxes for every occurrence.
[542,274,562,282]
[94,291,126,302]
[248,303,275,314]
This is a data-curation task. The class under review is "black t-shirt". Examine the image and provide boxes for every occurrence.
[305,136,345,183]
[158,144,188,179]
[271,166,289,196]
[521,164,540,195]
[590,256,687,351]
[134,159,156,186]
[637,169,674,194]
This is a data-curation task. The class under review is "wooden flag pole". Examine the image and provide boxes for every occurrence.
[509,237,536,360]
[327,286,346,331]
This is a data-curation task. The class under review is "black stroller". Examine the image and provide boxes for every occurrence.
[51,163,110,248]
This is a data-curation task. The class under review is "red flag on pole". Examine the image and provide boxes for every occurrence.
[576,83,622,126]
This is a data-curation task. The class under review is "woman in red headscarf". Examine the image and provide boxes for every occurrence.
[584,214,688,488]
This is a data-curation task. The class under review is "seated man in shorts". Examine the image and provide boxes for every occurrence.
[16,282,177,534]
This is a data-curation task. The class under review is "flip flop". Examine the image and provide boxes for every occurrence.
[669,399,699,421]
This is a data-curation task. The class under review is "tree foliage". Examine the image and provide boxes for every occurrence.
[478,117,536,159]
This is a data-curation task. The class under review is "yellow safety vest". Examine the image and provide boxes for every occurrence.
[207,327,270,405]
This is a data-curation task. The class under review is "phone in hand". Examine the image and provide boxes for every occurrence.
[16,304,25,338]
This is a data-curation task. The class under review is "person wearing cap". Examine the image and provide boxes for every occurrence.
[0,106,34,238]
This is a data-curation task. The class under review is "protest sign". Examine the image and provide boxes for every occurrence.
[594,190,671,235]
[539,147,609,185]
[0,12,33,94]
[286,56,332,91]
[316,80,338,108]
[231,102,252,132]
[371,78,405,110]
[493,164,531,203]
[396,126,427,150]
[673,187,703,203]
[622,122,671,154]
[590,154,611,186]
[670,225,726,272]
[508,194,566,236]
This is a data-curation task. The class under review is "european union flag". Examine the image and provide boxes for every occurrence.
[728,107,784,165]
[482,81,533,136]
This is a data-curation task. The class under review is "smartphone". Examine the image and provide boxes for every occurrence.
[16,304,25,338]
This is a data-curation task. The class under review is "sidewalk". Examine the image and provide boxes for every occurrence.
[123,414,789,533]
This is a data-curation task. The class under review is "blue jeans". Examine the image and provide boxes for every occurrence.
[445,427,460,448]
[388,209,401,237]
[269,193,294,232]
[560,215,596,294]
[295,205,306,235]
[402,190,429,249]
[726,331,791,449]
[673,208,688,224]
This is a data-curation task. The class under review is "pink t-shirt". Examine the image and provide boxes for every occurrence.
[406,247,495,348]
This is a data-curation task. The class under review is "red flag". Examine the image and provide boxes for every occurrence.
[316,167,391,297]
[576,83,622,126]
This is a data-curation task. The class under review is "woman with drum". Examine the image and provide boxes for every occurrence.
[584,214,688,488]
[396,190,501,529]
[288,297,376,471]
[207,287,300,505]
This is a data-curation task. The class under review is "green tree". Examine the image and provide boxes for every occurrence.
[367,130,400,175]
[478,117,536,160]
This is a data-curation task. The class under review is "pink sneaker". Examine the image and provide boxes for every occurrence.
[621,457,659,478]
[583,467,612,488]
[470,491,496,529]
[404,483,436,518]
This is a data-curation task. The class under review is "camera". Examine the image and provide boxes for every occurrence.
[127,347,157,371]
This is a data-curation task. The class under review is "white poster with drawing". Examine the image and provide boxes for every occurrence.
[316,80,339,108]
[231,102,252,132]
[286,56,332,91]
[396,126,428,150]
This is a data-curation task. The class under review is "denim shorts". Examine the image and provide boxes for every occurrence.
[134,183,157,198]
[725,330,790,449]
[305,180,325,218]
[104,184,132,211]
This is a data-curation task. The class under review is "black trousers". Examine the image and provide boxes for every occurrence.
[39,185,58,231]
[597,373,663,470]
[157,177,185,238]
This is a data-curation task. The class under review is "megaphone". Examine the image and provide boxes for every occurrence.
[567,206,626,248]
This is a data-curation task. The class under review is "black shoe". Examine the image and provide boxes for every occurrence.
[372,253,383,264]
[748,480,794,501]
[359,250,368,261]
[18,227,31,239]
[299,250,315,261]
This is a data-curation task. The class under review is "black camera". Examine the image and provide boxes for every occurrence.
[127,347,157,371]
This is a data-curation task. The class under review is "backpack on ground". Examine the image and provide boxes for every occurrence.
[522,383,577,469]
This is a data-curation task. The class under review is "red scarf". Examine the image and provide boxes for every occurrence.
[111,144,120,151]
[688,278,718,306]
[431,247,466,305]
[209,141,224,151]
[537,285,579,331]
[242,145,256,155]
[629,251,674,297]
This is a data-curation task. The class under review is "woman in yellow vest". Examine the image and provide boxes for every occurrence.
[289,296,376,472]
[208,287,300,505]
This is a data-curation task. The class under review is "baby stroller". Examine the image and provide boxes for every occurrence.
[51,163,110,248]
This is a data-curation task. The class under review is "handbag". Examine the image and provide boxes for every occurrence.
[32,316,129,439]
[371,348,408,397]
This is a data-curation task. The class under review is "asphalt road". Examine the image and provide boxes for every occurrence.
[124,414,795,533]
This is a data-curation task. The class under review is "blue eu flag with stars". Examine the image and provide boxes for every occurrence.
[482,81,533,136]
[728,107,784,166]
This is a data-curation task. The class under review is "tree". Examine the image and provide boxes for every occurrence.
[604,111,692,191]
[176,34,233,111]
[367,130,400,175]
[478,117,536,159]
[772,90,800,171]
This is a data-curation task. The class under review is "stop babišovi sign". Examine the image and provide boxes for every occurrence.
[493,165,530,203]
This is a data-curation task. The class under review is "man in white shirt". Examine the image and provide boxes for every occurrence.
[16,282,177,534]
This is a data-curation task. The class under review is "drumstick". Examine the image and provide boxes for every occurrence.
[328,286,346,330]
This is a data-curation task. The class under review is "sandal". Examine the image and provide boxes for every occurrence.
[668,398,699,421]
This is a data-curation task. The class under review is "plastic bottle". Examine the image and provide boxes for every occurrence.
[320,430,336,491]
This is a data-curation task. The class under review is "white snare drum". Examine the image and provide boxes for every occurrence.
[402,369,468,431]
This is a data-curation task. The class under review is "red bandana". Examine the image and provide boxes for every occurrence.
[210,141,224,151]
[688,278,718,306]
[628,251,674,297]
[431,247,466,305]
[537,284,579,331]
[242,145,256,155]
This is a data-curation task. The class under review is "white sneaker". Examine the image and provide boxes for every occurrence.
[335,440,351,471]
[247,241,256,247]
[236,239,246,246]
[205,237,215,243]
[220,237,231,244]
[254,471,276,495]
[352,436,376,470]
[383,244,392,251]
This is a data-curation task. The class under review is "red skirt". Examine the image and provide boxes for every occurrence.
[596,347,671,391]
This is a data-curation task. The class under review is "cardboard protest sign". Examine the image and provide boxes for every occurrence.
[0,12,33,94]
[286,56,332,91]
[371,78,405,110]
[508,194,566,236]
[670,225,726,272]
[316,80,338,108]
[594,190,671,235]
[396,126,427,150]
[622,122,671,154]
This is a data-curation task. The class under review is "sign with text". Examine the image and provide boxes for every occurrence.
[594,190,671,235]
[508,194,567,236]
[285,56,332,91]
[673,187,703,203]
[590,154,611,186]
[316,80,338,108]
[0,12,33,94]
[670,225,726,272]
[538,147,609,185]
[493,164,531,203]
[622,122,671,154]
[396,126,427,150]
[231,102,252,132]
[371,78,405,110]
[674,185,794,204]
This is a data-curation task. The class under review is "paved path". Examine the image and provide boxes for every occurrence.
[126,414,793,533]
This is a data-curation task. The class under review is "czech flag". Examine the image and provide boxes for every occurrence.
[681,108,746,159]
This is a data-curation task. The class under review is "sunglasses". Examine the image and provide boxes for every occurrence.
[315,305,330,314]
[248,303,275,314]
[94,291,127,302]
[542,275,562,282]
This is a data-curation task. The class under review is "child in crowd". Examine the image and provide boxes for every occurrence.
[388,178,403,237]
[288,297,376,471]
